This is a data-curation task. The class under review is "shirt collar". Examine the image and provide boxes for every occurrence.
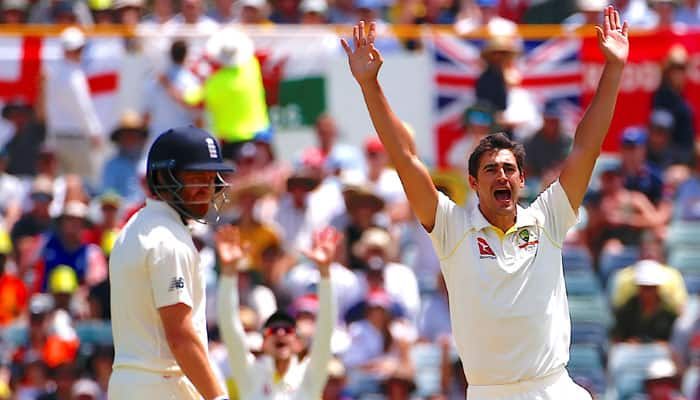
[469,203,538,233]
[146,198,185,225]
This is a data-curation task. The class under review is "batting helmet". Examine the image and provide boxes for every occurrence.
[146,126,234,222]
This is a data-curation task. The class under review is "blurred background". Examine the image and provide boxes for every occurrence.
[0,0,700,399]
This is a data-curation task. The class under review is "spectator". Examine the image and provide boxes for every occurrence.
[447,101,496,173]
[643,358,686,400]
[142,39,201,151]
[112,0,143,25]
[610,234,688,315]
[82,191,122,256]
[37,362,78,400]
[0,230,28,326]
[201,28,271,160]
[674,143,700,221]
[332,184,386,270]
[584,160,662,258]
[454,0,517,35]
[616,0,657,29]
[363,137,407,209]
[164,0,217,29]
[11,175,54,246]
[650,0,679,29]
[2,98,47,178]
[237,0,271,23]
[619,127,665,205]
[32,201,107,294]
[300,0,327,23]
[326,0,353,22]
[653,45,696,163]
[12,359,51,400]
[0,148,25,230]
[1,0,29,23]
[352,227,420,323]
[207,0,234,21]
[269,0,300,23]
[524,99,573,179]
[28,0,93,25]
[563,0,606,29]
[140,0,173,23]
[42,27,103,181]
[229,181,281,271]
[274,166,326,252]
[88,0,113,24]
[646,108,681,170]
[313,114,365,176]
[101,111,147,203]
[612,259,679,342]
[323,358,351,400]
[341,290,415,396]
[675,0,700,25]
[85,346,113,397]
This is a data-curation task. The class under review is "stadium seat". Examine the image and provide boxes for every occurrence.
[567,343,607,396]
[568,294,613,329]
[666,221,700,252]
[0,323,28,349]
[563,246,594,272]
[599,246,640,288]
[74,320,113,346]
[565,270,604,296]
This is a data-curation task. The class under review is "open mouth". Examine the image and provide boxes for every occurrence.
[494,188,512,204]
[275,341,288,349]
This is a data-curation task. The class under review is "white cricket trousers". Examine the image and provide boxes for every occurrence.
[108,368,201,399]
[467,368,592,400]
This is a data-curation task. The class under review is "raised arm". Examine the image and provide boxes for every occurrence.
[215,226,254,398]
[559,6,629,210]
[341,22,439,231]
[298,227,341,399]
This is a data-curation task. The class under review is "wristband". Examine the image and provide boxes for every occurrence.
[212,396,228,400]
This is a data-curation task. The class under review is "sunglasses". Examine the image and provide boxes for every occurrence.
[263,324,295,337]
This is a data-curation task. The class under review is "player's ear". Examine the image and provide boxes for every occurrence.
[519,169,525,188]
[468,174,478,193]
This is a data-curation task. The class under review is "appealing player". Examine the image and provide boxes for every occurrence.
[108,126,232,400]
[215,226,339,399]
[341,6,628,399]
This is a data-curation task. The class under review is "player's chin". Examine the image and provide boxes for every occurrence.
[186,203,210,218]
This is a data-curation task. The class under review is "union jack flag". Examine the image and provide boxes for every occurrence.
[430,33,584,167]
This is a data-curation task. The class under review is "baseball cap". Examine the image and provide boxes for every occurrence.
[621,126,647,146]
[262,311,296,330]
[645,358,677,381]
[364,136,385,154]
[147,126,234,174]
[59,27,86,51]
[634,260,667,286]
[576,0,606,12]
[60,201,89,220]
[72,378,101,398]
[649,109,674,131]
[292,293,319,317]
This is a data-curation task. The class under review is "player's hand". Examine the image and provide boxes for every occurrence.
[300,227,342,278]
[340,21,383,86]
[595,5,629,67]
[214,225,247,276]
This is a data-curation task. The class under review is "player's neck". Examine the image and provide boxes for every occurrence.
[275,357,291,376]
[479,205,516,234]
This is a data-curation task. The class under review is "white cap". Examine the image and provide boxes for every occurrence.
[634,260,667,286]
[60,27,86,51]
[576,0,606,12]
[300,0,327,14]
[72,378,101,398]
[646,358,677,380]
[240,0,266,9]
[205,27,255,67]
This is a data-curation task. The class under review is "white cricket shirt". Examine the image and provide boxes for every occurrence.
[429,180,577,385]
[110,199,207,373]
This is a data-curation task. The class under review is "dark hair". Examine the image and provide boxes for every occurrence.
[467,133,525,179]
[170,39,188,65]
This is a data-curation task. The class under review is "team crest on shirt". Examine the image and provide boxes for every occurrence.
[517,229,539,251]
[477,237,496,259]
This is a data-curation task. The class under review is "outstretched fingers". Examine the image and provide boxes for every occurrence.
[359,20,366,46]
[622,21,629,36]
[341,38,352,56]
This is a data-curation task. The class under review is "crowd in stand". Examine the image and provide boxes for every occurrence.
[1,0,700,399]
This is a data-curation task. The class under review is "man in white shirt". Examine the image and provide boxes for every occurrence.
[216,226,339,399]
[43,27,103,180]
[341,7,628,399]
[108,126,232,400]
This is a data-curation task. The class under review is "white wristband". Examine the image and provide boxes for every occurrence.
[212,396,228,400]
